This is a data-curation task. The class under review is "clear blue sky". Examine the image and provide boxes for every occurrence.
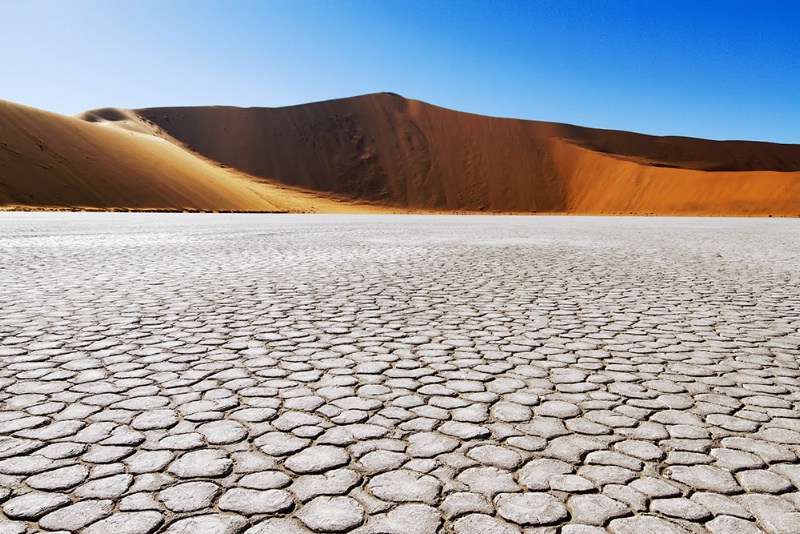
[2,0,799,142]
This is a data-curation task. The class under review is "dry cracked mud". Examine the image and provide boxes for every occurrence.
[0,213,799,533]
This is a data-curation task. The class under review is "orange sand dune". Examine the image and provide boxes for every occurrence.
[127,93,800,216]
[0,100,391,213]
[3,94,800,215]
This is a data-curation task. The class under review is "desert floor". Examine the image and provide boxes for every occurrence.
[1,213,799,534]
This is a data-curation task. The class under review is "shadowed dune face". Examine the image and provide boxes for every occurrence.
[134,94,568,212]
[132,93,800,215]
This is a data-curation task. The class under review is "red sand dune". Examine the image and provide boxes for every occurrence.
[2,93,800,215]
[131,93,800,215]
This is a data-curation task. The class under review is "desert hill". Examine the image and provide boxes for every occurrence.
[2,93,800,215]
[128,93,800,215]
[0,99,391,212]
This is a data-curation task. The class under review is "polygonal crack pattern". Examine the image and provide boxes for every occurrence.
[0,213,799,533]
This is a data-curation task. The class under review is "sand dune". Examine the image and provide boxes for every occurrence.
[129,93,800,215]
[0,100,390,212]
[2,94,799,214]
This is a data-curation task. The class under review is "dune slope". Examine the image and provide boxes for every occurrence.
[128,93,800,215]
[0,100,387,212]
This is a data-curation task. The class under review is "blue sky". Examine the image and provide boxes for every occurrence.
[2,0,799,142]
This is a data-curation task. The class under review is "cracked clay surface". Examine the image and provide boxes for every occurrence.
[0,213,799,533]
